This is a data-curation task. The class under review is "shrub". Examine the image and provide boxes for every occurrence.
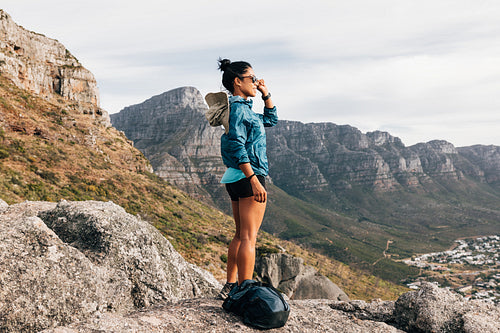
[0,148,9,159]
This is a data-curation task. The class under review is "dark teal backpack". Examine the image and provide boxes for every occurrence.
[222,280,290,329]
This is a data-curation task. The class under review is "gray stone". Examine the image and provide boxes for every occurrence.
[393,282,500,333]
[0,202,133,332]
[330,299,396,323]
[462,300,500,333]
[255,253,349,301]
[0,200,220,332]
[38,200,221,307]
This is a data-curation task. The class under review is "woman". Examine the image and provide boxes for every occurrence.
[217,58,278,299]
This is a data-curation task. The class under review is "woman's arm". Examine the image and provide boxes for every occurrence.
[257,79,278,127]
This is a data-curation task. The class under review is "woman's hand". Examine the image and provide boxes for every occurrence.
[256,79,273,109]
[250,176,267,203]
[256,79,269,96]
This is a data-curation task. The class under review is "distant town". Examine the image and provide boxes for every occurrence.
[403,235,500,303]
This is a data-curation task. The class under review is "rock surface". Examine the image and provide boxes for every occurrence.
[255,253,349,301]
[41,298,404,333]
[0,200,220,332]
[41,283,500,333]
[0,198,7,212]
[1,201,499,333]
[393,282,500,333]
[0,10,110,126]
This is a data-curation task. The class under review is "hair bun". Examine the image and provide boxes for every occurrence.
[218,58,231,72]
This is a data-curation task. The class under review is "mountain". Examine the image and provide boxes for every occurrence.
[111,86,500,282]
[0,9,404,301]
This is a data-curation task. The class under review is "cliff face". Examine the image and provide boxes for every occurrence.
[0,10,108,125]
[111,87,499,197]
[110,87,228,207]
[266,122,479,193]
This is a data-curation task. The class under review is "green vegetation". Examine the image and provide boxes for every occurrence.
[262,161,500,285]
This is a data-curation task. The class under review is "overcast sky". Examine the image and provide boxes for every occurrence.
[2,1,500,147]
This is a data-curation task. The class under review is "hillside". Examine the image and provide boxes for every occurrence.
[0,9,405,300]
[111,86,500,284]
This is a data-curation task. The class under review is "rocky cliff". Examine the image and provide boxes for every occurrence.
[2,199,499,333]
[111,87,500,282]
[0,9,109,125]
[110,87,228,207]
[111,87,499,196]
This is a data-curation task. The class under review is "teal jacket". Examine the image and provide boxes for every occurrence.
[220,95,278,176]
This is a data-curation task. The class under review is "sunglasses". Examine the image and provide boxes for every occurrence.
[239,75,259,83]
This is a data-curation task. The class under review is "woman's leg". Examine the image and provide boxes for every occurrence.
[226,200,240,283]
[236,197,266,284]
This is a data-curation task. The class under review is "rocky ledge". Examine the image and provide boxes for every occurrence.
[0,10,109,125]
[42,282,500,333]
[0,199,498,332]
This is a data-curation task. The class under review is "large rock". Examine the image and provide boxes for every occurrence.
[0,200,220,332]
[38,200,221,306]
[255,253,349,301]
[393,282,500,333]
[0,201,133,332]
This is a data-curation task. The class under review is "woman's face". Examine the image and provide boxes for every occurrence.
[234,67,258,99]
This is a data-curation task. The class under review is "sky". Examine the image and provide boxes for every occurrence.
[2,0,500,147]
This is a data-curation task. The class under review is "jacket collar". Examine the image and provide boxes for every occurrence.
[229,95,253,107]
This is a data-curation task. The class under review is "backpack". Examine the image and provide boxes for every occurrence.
[222,279,290,329]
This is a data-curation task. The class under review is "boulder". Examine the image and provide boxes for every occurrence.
[393,282,500,333]
[38,200,221,306]
[0,201,133,332]
[0,200,220,332]
[255,253,349,301]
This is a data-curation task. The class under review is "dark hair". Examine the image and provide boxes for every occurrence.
[218,58,252,94]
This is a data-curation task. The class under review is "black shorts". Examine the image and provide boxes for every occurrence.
[225,175,266,201]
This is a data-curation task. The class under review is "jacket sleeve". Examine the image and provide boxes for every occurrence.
[261,106,278,127]
[225,103,251,165]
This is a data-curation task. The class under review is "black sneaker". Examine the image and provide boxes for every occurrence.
[218,282,237,300]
